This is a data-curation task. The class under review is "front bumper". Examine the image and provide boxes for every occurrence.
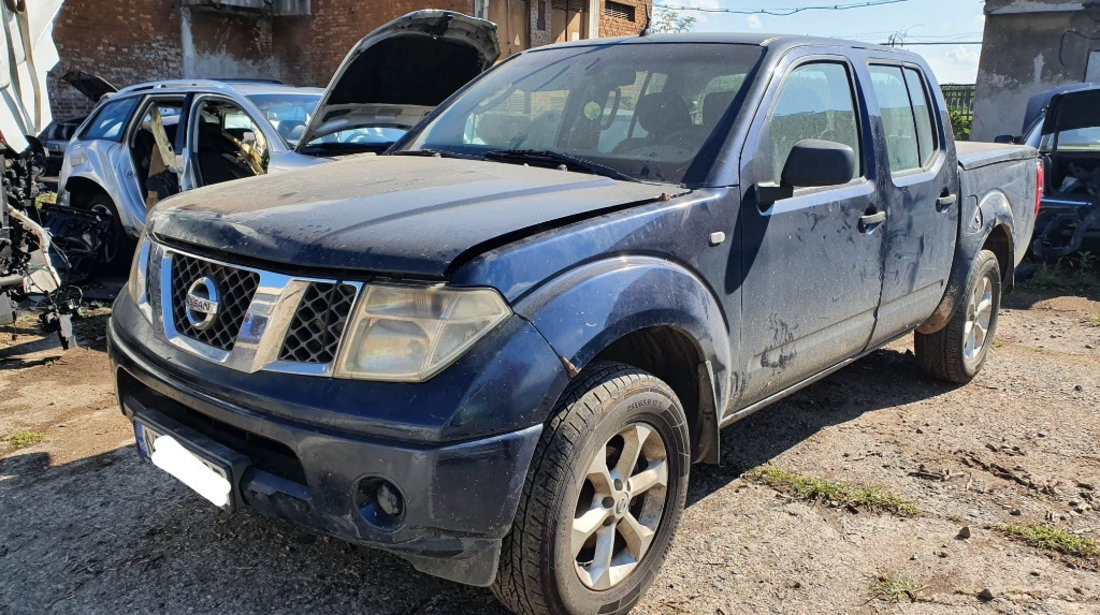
[107,305,562,586]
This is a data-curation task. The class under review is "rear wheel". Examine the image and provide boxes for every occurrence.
[493,362,690,615]
[85,193,130,266]
[915,249,1001,383]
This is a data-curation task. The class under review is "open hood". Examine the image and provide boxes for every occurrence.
[296,10,499,153]
[61,70,117,103]
[1032,84,1100,137]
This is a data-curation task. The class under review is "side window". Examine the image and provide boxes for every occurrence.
[81,97,140,141]
[756,62,861,186]
[903,67,937,167]
[869,64,937,173]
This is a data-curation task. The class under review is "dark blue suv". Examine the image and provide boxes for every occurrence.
[108,32,1037,615]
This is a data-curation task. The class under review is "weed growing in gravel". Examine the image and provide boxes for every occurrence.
[1083,312,1100,327]
[1021,255,1100,297]
[744,466,919,516]
[7,430,44,449]
[992,338,1006,349]
[869,572,922,603]
[1004,524,1098,558]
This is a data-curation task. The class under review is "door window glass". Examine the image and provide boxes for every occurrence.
[81,96,140,141]
[192,98,269,187]
[756,62,862,185]
[869,65,923,172]
[903,67,937,167]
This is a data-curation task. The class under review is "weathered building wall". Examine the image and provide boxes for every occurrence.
[598,0,648,38]
[972,0,1100,140]
[48,0,648,122]
[51,0,183,120]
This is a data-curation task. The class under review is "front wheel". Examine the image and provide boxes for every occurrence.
[915,249,1001,383]
[493,362,690,615]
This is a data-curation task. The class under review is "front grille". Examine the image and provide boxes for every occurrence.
[170,254,259,351]
[278,283,357,364]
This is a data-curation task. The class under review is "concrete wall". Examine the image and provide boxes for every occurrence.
[972,0,1100,140]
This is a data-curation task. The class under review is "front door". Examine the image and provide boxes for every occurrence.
[736,58,885,407]
[865,63,958,345]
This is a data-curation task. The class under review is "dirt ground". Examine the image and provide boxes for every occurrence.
[1,289,1099,615]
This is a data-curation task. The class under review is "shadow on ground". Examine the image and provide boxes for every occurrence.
[0,344,956,614]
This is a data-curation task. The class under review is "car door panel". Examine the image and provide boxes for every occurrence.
[734,56,885,409]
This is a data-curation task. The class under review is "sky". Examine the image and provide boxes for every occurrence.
[654,0,987,84]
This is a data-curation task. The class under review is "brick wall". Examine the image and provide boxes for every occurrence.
[51,0,183,120]
[598,0,649,38]
[279,0,475,87]
[47,0,646,120]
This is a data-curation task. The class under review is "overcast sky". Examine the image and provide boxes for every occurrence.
[655,0,986,84]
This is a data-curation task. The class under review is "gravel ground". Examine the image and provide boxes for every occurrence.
[1,289,1099,614]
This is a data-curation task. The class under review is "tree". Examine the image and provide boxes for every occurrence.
[651,7,696,33]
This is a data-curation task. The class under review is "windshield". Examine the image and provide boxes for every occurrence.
[247,93,322,147]
[400,43,763,184]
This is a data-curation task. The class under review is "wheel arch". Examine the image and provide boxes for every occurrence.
[515,256,732,464]
[63,175,111,209]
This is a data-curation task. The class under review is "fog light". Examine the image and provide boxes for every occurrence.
[376,481,403,517]
[356,477,405,528]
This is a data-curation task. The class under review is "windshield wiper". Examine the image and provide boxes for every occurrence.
[390,148,466,159]
[483,149,639,182]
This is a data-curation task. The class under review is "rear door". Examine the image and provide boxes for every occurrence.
[864,63,958,345]
[736,55,885,406]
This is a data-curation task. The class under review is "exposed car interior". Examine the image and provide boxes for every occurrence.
[193,99,269,187]
[129,98,183,207]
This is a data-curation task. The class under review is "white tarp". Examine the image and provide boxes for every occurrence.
[0,0,65,152]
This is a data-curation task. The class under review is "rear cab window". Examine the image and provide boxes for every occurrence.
[868,64,940,173]
[80,96,140,141]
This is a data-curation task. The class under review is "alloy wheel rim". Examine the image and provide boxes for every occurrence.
[572,422,668,591]
[963,274,993,361]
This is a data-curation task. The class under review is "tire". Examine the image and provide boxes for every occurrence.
[915,249,1001,384]
[84,193,131,267]
[493,362,690,615]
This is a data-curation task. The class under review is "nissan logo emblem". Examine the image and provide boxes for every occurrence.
[185,277,220,331]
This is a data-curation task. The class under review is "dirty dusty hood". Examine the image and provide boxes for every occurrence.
[148,156,670,277]
[61,70,117,102]
[296,10,499,151]
[1035,84,1100,137]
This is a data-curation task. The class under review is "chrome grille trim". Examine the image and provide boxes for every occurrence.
[149,243,361,376]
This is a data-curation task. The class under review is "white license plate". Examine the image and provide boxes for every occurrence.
[137,423,233,508]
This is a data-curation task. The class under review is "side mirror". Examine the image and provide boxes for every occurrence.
[758,139,857,206]
[993,134,1019,144]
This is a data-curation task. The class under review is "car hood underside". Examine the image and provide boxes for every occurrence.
[147,156,673,278]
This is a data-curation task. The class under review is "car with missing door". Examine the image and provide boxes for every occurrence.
[108,32,1038,615]
[57,10,499,267]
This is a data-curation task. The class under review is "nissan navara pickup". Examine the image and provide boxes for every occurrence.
[108,33,1039,615]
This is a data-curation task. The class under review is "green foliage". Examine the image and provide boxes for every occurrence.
[745,465,920,516]
[1004,524,1098,558]
[869,572,922,603]
[948,108,971,142]
[651,8,696,33]
[1021,252,1100,297]
[7,430,45,449]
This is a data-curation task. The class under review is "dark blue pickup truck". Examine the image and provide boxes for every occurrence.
[108,29,1038,615]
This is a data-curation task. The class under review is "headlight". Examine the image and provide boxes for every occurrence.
[333,284,511,382]
[127,234,151,306]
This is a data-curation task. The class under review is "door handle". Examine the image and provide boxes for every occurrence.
[858,210,886,232]
[936,193,957,211]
